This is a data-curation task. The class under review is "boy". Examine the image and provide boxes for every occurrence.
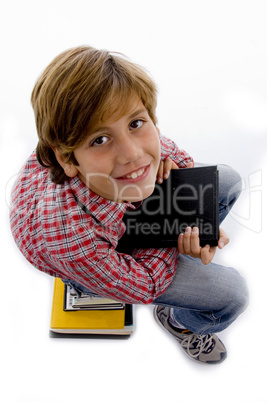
[10,46,248,364]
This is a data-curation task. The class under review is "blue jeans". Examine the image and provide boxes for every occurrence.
[64,165,249,335]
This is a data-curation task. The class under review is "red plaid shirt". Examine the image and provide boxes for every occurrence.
[10,135,193,304]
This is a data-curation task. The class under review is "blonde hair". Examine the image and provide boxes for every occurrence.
[31,46,158,183]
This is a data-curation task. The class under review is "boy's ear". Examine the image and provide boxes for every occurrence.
[53,148,79,178]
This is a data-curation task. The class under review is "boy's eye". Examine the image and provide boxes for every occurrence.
[130,119,144,130]
[91,136,109,146]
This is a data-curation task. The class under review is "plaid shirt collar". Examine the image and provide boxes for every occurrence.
[69,175,136,225]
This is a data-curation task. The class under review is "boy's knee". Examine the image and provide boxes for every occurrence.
[212,264,249,316]
[217,164,243,222]
[218,164,242,199]
[228,269,249,316]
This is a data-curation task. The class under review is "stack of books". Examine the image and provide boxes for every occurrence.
[50,278,134,336]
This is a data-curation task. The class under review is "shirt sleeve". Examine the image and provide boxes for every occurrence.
[47,223,178,305]
[160,134,194,167]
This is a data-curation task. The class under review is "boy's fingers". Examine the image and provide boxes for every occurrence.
[171,160,179,170]
[178,225,217,265]
[200,245,211,265]
[163,158,179,179]
[163,158,172,179]
[158,158,179,183]
[186,162,194,168]
[218,227,230,249]
[182,226,192,254]
[190,227,201,255]
[177,233,185,253]
[157,161,164,183]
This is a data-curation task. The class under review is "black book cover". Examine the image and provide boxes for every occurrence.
[117,166,219,252]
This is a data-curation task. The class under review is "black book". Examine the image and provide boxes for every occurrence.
[117,166,219,252]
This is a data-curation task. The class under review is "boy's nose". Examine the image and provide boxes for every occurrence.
[115,135,143,165]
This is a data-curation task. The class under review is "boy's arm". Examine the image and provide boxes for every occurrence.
[52,227,178,305]
[159,134,194,168]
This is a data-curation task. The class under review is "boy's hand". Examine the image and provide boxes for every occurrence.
[178,227,229,265]
[156,158,194,184]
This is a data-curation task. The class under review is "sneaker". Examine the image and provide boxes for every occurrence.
[153,306,227,364]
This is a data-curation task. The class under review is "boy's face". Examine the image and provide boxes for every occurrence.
[64,97,161,202]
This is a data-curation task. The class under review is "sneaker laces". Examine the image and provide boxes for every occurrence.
[180,333,214,358]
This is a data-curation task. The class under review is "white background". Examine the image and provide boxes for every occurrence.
[1,1,267,401]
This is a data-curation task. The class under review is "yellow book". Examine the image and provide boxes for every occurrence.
[50,278,125,334]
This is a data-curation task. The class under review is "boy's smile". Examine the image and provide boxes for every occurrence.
[115,164,150,181]
[59,97,161,203]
